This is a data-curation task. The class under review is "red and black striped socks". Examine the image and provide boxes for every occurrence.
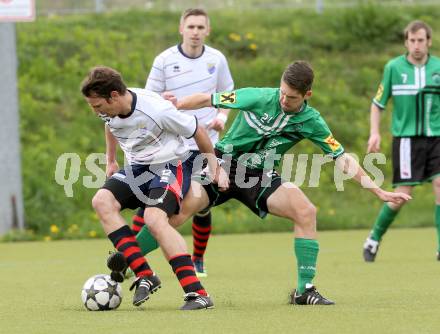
[108,225,153,278]
[131,207,146,234]
[192,211,212,261]
[169,254,207,296]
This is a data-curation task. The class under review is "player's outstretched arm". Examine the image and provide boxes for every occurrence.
[176,93,212,110]
[335,153,411,204]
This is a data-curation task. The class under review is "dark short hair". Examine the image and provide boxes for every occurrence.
[80,66,127,98]
[282,61,314,95]
[180,8,209,25]
[404,20,432,40]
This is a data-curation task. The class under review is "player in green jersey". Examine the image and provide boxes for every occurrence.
[363,20,440,262]
[108,61,411,305]
[163,61,410,305]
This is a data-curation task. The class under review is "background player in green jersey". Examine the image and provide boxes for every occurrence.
[363,20,440,262]
[165,61,412,305]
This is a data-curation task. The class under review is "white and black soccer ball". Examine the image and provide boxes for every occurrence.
[81,274,122,311]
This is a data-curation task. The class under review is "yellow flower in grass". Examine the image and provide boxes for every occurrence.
[50,224,59,234]
[249,43,258,51]
[328,209,336,216]
[245,32,254,40]
[44,236,52,242]
[229,33,241,42]
[67,224,79,234]
[89,230,97,238]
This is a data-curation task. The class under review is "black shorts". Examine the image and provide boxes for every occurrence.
[197,151,284,218]
[131,151,205,218]
[102,159,192,216]
[392,136,440,186]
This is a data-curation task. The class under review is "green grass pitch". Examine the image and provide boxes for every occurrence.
[1,228,440,334]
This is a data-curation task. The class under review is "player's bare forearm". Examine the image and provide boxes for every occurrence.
[369,103,382,136]
[105,125,118,163]
[193,126,216,169]
[336,153,378,189]
[367,104,382,153]
[193,126,229,190]
[176,93,212,110]
[335,153,411,204]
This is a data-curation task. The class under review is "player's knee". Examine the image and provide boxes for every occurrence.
[92,190,117,215]
[143,208,168,236]
[294,203,317,225]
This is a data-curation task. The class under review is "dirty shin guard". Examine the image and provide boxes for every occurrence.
[294,238,319,294]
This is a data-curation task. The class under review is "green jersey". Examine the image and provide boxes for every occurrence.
[373,54,440,137]
[211,88,345,170]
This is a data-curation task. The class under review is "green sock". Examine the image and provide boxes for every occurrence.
[294,238,319,294]
[135,225,159,255]
[370,203,399,242]
[435,205,440,253]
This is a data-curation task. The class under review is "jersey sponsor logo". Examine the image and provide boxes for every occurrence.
[324,135,341,152]
[220,92,236,104]
[375,84,384,101]
[173,65,180,73]
[207,63,216,74]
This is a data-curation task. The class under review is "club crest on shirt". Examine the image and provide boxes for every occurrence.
[433,72,440,85]
[207,63,216,74]
[137,124,149,134]
[173,65,180,73]
[220,92,236,104]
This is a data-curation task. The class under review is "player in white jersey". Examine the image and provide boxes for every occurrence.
[81,66,228,310]
[129,8,234,277]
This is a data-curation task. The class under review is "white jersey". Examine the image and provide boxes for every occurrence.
[146,44,234,150]
[100,88,197,165]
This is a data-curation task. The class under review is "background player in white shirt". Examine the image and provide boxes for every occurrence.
[81,66,227,310]
[130,8,234,277]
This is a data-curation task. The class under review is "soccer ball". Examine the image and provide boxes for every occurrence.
[81,274,122,311]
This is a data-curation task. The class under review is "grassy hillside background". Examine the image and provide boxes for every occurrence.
[7,4,440,240]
